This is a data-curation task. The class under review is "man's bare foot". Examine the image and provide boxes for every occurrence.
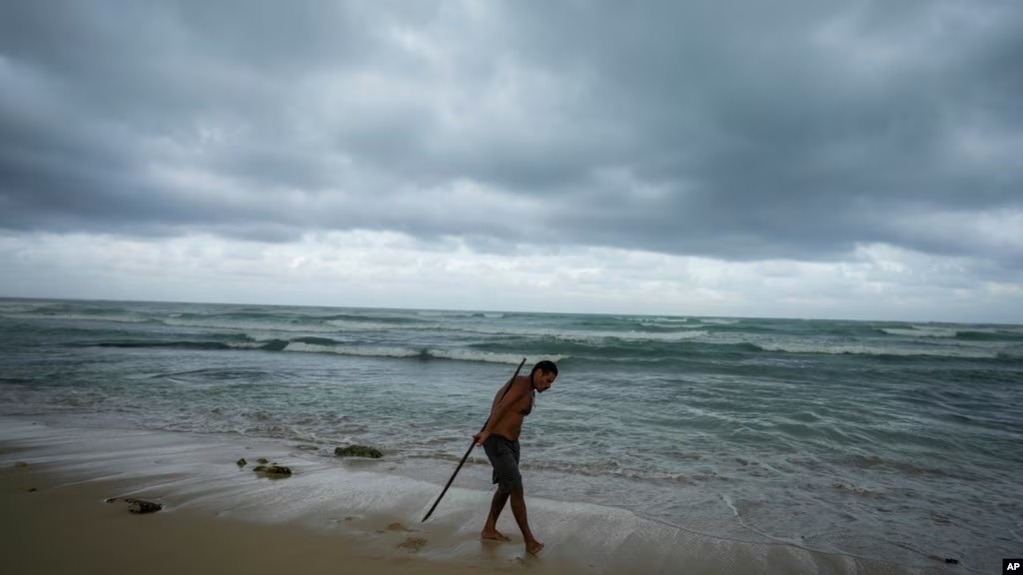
[525,539,545,555]
[481,529,511,542]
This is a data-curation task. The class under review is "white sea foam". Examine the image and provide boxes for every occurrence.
[415,310,475,318]
[881,326,958,338]
[429,349,565,365]
[162,317,337,333]
[451,324,708,343]
[31,306,711,345]
[0,304,50,314]
[225,341,270,350]
[283,342,422,358]
[566,329,708,343]
[325,319,440,332]
[755,341,997,358]
[639,321,707,329]
[996,346,1023,359]
[280,342,564,365]
[3,312,150,324]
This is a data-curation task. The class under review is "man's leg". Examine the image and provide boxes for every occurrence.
[481,489,511,541]
[509,486,544,555]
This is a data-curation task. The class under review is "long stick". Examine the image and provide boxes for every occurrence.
[421,357,527,523]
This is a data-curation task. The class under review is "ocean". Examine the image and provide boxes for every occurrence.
[1,298,1020,573]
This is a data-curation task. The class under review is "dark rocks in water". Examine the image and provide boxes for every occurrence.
[14,461,28,468]
[106,497,163,514]
[130,500,162,514]
[25,487,37,493]
[256,457,269,464]
[236,458,247,467]
[253,465,292,478]
[334,445,383,459]
[944,558,959,565]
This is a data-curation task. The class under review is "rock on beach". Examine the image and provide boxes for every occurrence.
[334,445,383,459]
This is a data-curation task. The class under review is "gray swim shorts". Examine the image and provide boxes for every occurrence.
[483,434,522,494]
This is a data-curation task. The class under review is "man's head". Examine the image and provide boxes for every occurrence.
[530,360,558,393]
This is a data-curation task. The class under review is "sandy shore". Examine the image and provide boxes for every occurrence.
[0,466,543,575]
[0,444,557,575]
[0,418,601,575]
[0,418,953,575]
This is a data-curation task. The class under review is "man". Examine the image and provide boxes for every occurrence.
[473,359,558,556]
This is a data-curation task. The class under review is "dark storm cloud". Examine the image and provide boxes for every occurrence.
[1,1,1020,268]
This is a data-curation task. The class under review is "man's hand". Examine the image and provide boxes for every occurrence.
[473,431,489,447]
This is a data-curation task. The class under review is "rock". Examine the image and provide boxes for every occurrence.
[129,500,163,514]
[253,465,292,478]
[25,487,37,493]
[378,522,414,533]
[945,558,959,565]
[14,461,28,468]
[334,445,383,459]
[236,458,247,467]
[106,497,163,514]
[397,536,427,552]
[257,457,269,464]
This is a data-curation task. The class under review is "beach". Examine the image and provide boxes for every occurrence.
[1,299,1019,573]
[1,417,944,575]
[0,418,549,575]
[2,459,468,575]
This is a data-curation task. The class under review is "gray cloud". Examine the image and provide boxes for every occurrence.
[1,0,1021,276]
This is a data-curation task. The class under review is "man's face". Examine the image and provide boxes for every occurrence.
[534,370,556,393]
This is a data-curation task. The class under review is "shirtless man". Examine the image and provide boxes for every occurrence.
[473,360,558,555]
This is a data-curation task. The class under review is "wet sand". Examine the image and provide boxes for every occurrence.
[0,418,951,575]
[0,443,550,574]
[0,466,530,575]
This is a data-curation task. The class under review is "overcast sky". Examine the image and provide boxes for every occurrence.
[1,1,1021,322]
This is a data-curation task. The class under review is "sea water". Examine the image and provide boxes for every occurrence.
[0,298,1020,571]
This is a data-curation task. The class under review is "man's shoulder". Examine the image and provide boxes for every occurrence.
[511,375,533,397]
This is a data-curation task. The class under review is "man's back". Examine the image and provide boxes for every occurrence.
[487,375,532,441]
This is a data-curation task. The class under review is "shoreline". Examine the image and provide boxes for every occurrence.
[0,417,546,575]
[0,417,953,574]
[1,463,522,575]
